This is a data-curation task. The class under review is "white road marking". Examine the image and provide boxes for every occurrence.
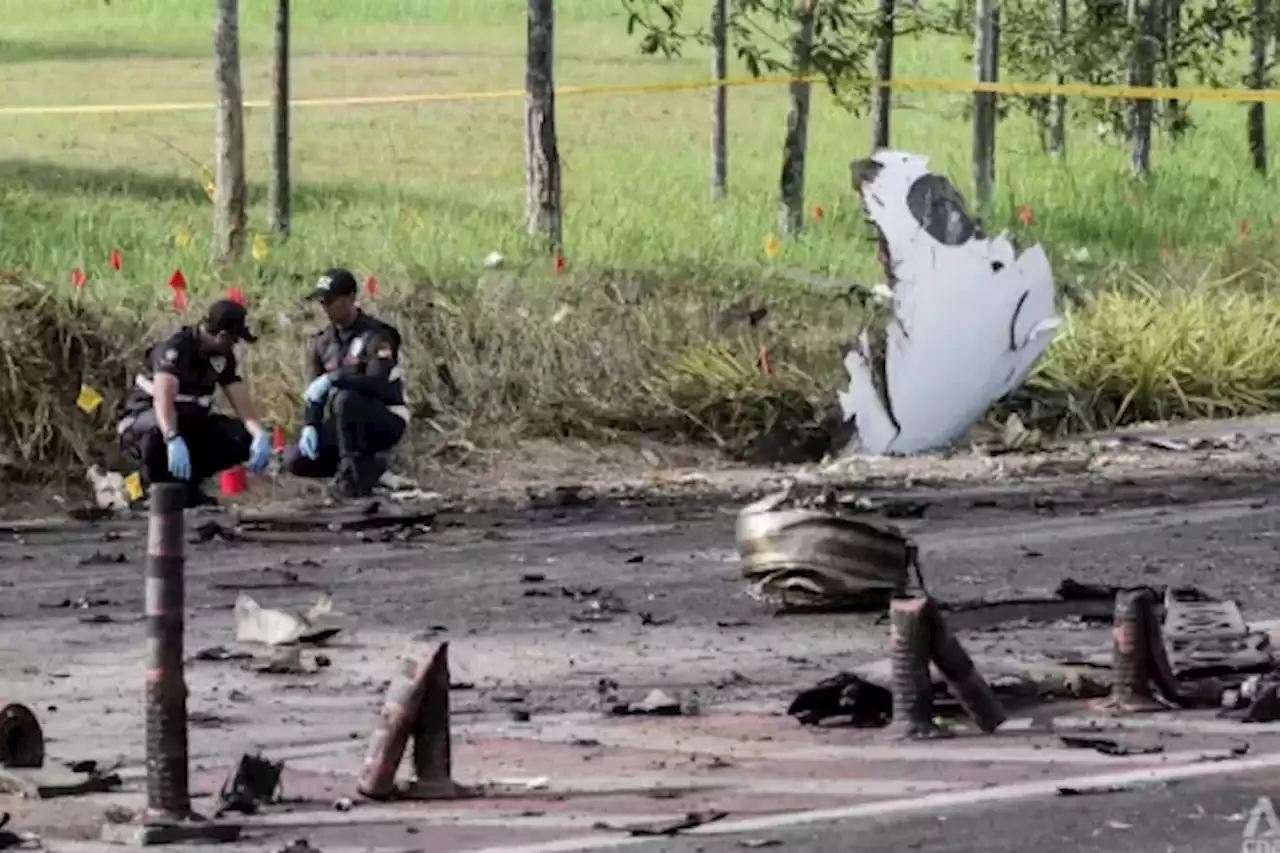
[455,749,1280,853]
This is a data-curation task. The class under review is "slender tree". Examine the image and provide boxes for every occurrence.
[212,0,248,262]
[1128,0,1158,177]
[972,0,998,221]
[710,0,728,199]
[778,0,816,236]
[869,0,895,150]
[1247,0,1269,174]
[525,0,563,254]
[269,0,291,236]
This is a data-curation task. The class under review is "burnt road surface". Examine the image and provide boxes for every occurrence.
[4,472,1280,849]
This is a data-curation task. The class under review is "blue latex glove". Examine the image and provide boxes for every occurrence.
[299,425,320,460]
[246,431,271,473]
[304,373,334,405]
[166,436,191,481]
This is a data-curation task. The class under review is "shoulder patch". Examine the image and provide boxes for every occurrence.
[161,348,179,365]
[375,344,394,359]
[209,355,227,375]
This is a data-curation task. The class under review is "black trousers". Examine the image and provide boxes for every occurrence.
[282,389,406,479]
[119,409,251,489]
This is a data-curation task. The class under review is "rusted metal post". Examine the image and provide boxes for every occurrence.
[1094,588,1169,713]
[0,703,43,768]
[887,596,946,739]
[99,482,243,843]
[405,644,467,799]
[145,482,192,817]
[359,643,450,800]
[928,602,1006,733]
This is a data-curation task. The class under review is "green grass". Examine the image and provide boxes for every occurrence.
[2,0,1280,477]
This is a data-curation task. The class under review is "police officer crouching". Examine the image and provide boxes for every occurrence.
[282,269,409,499]
[117,299,273,508]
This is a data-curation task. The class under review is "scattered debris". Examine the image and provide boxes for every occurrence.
[234,594,341,646]
[526,484,594,510]
[638,612,675,626]
[189,711,230,729]
[1058,736,1163,757]
[739,840,782,849]
[0,764,122,799]
[332,797,352,812]
[211,567,323,591]
[1057,783,1139,797]
[235,504,436,534]
[788,673,892,727]
[192,646,254,663]
[737,486,919,612]
[76,551,127,566]
[277,841,321,853]
[607,689,690,717]
[838,151,1060,456]
[86,466,132,512]
[610,810,729,837]
[246,647,311,675]
[191,520,242,544]
[215,753,284,816]
[103,807,134,825]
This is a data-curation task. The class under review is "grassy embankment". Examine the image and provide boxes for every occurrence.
[1,0,1279,480]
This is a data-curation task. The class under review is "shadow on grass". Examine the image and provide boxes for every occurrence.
[0,159,494,217]
[0,40,191,63]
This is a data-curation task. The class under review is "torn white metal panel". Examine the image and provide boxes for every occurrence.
[839,151,1061,456]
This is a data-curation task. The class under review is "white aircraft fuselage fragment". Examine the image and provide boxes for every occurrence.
[839,151,1061,456]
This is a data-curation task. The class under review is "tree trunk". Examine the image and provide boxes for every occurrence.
[524,0,563,254]
[268,0,290,236]
[972,0,998,222]
[1128,0,1157,178]
[212,0,248,263]
[870,0,895,151]
[1048,0,1068,158]
[710,0,728,199]
[1163,0,1184,136]
[1249,0,1269,174]
[778,0,815,237]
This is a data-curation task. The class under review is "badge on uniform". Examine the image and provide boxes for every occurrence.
[376,344,393,359]
[161,348,179,366]
[209,356,227,375]
[348,338,365,358]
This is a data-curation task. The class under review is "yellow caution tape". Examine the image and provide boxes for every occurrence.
[4,74,1280,118]
[76,384,104,415]
[123,472,143,502]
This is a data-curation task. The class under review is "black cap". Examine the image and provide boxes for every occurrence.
[306,268,359,304]
[204,299,258,344]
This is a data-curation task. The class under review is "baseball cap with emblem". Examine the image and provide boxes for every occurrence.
[204,299,258,343]
[306,268,359,304]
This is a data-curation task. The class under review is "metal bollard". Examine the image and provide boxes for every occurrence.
[927,602,1006,734]
[0,703,44,768]
[887,596,947,739]
[405,643,467,799]
[145,482,192,817]
[358,643,448,800]
[99,484,244,844]
[1094,588,1169,713]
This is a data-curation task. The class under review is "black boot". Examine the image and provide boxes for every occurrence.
[185,481,220,510]
[332,456,386,500]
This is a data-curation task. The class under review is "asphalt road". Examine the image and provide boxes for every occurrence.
[5,471,1280,848]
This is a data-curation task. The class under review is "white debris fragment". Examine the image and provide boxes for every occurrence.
[87,465,130,511]
[483,251,505,269]
[839,151,1061,456]
[234,593,340,646]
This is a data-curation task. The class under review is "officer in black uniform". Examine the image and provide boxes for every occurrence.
[282,268,409,498]
[118,299,273,507]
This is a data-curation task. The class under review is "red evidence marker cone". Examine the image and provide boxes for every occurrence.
[220,465,249,497]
